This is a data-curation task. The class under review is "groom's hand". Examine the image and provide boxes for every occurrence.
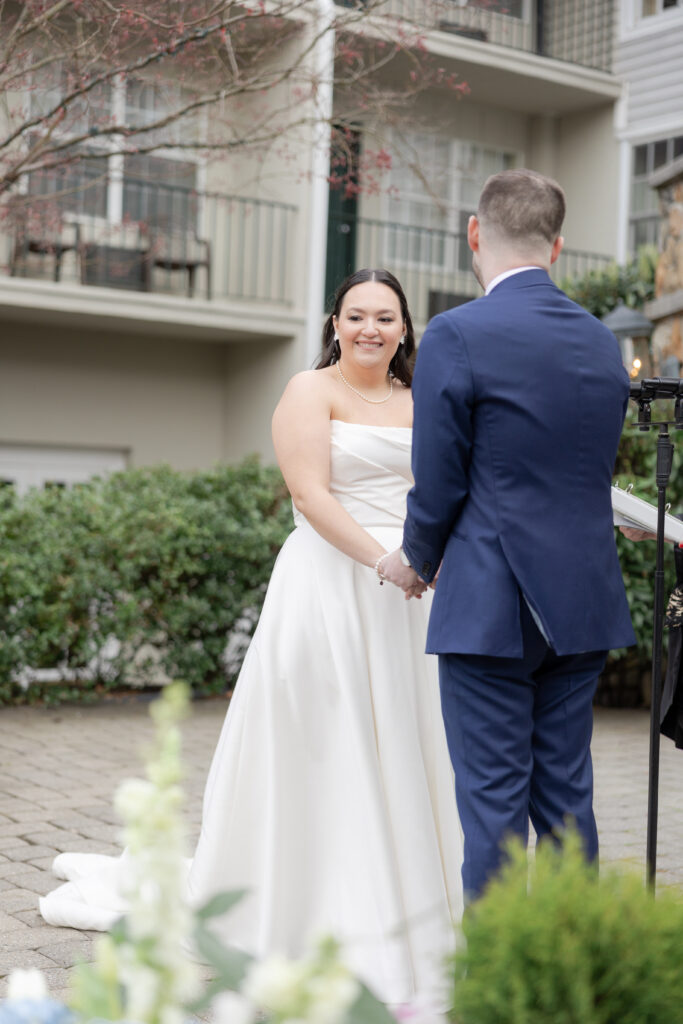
[381,549,427,598]
[619,526,657,542]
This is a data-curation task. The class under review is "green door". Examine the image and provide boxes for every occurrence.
[324,129,360,310]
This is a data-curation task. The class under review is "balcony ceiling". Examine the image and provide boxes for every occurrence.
[423,35,622,116]
[0,276,302,344]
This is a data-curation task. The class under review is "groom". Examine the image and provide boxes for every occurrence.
[382,169,636,900]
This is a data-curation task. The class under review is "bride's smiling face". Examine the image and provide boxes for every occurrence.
[333,281,405,372]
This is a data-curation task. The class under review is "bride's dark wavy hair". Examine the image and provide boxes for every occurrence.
[316,268,416,387]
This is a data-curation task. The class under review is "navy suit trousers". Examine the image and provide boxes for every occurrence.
[439,599,607,901]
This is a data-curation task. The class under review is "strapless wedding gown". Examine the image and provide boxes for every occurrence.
[40,422,463,1007]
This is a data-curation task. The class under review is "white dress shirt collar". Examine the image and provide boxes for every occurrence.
[485,266,542,296]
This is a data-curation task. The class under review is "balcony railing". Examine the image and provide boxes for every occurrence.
[328,211,612,323]
[355,0,614,74]
[1,177,297,307]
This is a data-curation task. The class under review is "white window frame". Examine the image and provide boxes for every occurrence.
[0,445,128,497]
[641,0,682,16]
[383,134,518,271]
[627,132,683,255]
[620,0,683,38]
[452,0,530,20]
[25,70,205,233]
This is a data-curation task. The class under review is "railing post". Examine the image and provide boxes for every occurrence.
[535,0,544,56]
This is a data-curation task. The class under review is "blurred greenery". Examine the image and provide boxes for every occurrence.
[450,829,683,1024]
[560,246,658,318]
[611,407,683,669]
[0,460,293,705]
[562,248,679,698]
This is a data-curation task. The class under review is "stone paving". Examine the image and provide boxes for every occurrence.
[1,697,683,999]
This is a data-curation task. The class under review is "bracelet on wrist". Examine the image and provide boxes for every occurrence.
[374,552,389,585]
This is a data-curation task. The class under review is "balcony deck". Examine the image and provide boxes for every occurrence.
[0,181,613,339]
[328,211,613,325]
[355,0,615,75]
[336,0,619,116]
[0,183,300,342]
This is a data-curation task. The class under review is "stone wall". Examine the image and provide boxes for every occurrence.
[645,155,683,373]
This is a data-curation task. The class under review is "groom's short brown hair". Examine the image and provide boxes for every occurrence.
[478,169,565,245]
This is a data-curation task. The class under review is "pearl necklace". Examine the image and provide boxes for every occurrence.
[337,362,393,404]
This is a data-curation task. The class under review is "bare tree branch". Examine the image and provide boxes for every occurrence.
[0,0,462,199]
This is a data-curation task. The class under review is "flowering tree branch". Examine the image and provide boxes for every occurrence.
[0,0,468,197]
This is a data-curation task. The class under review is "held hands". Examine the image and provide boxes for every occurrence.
[380,548,428,599]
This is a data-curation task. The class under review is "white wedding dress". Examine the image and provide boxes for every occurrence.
[40,421,463,1007]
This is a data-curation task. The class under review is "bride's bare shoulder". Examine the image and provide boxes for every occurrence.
[273,370,335,426]
[284,367,335,393]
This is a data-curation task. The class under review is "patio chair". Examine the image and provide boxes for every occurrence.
[7,197,80,282]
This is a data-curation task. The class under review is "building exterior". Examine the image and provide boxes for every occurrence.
[614,0,683,261]
[644,155,683,372]
[2,0,675,489]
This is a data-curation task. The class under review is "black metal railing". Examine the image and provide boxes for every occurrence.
[2,174,297,306]
[327,210,613,323]
[351,0,614,74]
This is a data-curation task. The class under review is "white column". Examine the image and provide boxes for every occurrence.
[616,138,632,264]
[107,75,126,224]
[304,0,335,370]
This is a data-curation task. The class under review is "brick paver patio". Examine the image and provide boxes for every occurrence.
[1,697,682,998]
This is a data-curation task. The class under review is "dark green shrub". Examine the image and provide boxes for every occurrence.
[0,460,293,704]
[611,406,683,669]
[560,247,657,319]
[450,831,683,1024]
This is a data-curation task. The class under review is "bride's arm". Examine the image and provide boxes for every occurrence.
[272,371,387,569]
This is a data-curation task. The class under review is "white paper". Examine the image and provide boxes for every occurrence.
[612,484,683,544]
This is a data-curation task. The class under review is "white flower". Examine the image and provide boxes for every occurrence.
[241,954,309,1014]
[69,683,201,1024]
[159,1005,185,1024]
[120,963,160,1022]
[241,942,360,1024]
[7,970,48,1001]
[308,974,360,1024]
[213,990,256,1024]
[114,778,156,822]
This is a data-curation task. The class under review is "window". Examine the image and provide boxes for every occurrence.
[25,73,199,230]
[629,134,683,252]
[29,73,112,137]
[123,154,199,232]
[387,136,514,269]
[27,153,110,219]
[125,80,198,147]
[438,0,530,48]
[460,0,524,16]
[641,0,680,15]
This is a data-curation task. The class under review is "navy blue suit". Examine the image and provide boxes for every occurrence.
[402,268,636,898]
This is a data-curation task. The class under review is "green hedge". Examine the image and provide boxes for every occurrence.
[450,830,683,1024]
[560,246,657,319]
[0,460,293,705]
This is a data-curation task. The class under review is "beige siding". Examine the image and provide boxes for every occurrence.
[557,104,620,255]
[616,19,683,135]
[0,324,296,469]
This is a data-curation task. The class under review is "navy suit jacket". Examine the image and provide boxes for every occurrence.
[402,268,636,658]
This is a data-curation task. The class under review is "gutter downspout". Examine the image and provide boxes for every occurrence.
[304,0,335,369]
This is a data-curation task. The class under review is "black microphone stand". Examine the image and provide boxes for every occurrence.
[628,378,683,890]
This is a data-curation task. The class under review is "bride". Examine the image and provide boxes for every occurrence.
[40,269,463,1009]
